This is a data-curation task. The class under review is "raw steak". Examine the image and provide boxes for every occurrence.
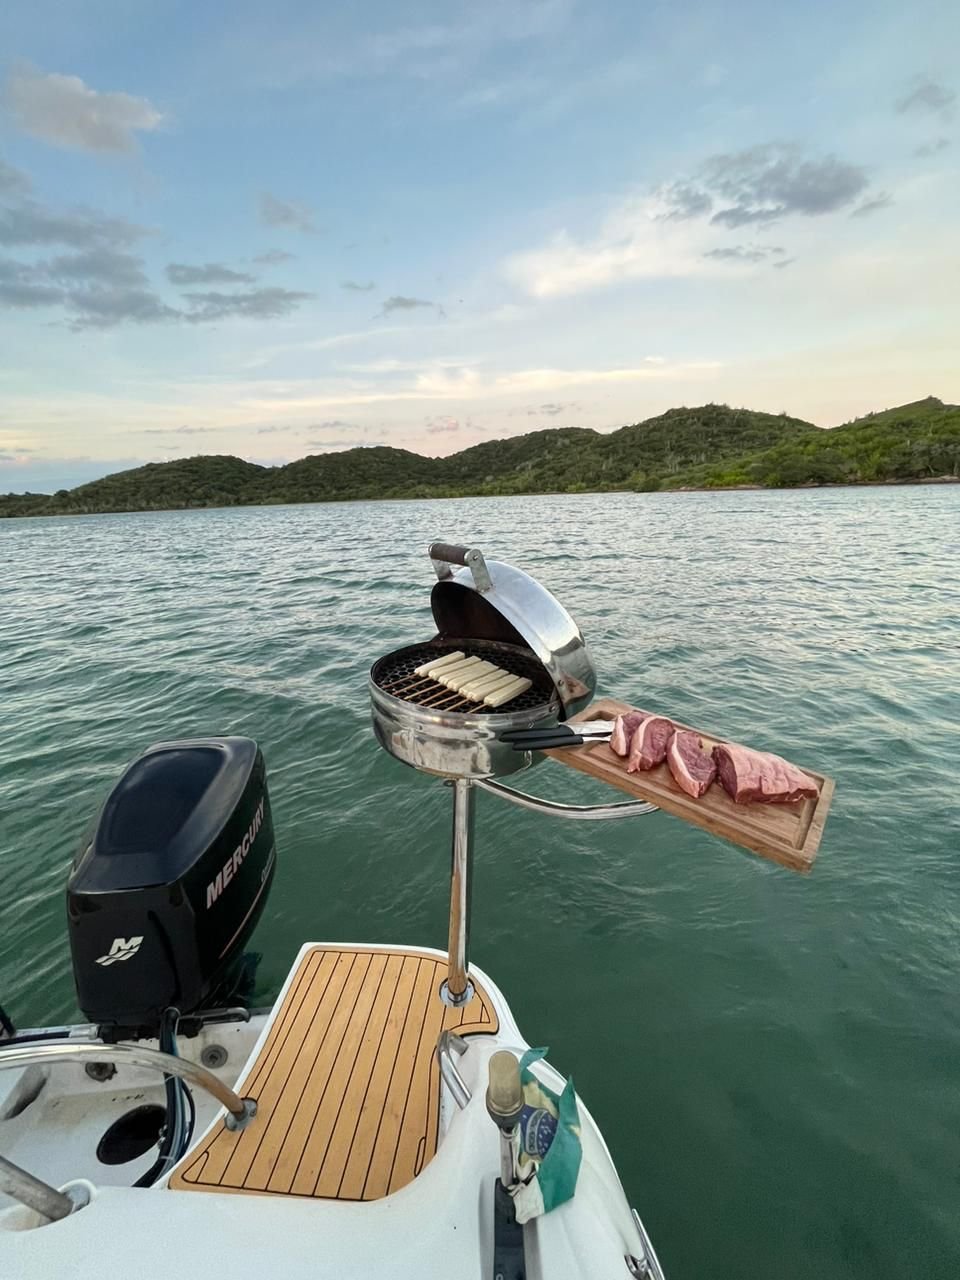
[610,710,647,757]
[713,743,819,805]
[666,730,717,798]
[627,715,674,773]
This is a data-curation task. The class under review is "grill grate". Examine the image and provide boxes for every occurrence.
[372,641,555,716]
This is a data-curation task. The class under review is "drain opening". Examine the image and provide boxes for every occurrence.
[97,1105,166,1165]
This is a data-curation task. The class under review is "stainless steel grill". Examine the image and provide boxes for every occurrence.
[368,541,600,1007]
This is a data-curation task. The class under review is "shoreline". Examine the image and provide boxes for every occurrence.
[2,474,958,520]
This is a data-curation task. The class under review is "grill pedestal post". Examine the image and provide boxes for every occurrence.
[440,778,476,1007]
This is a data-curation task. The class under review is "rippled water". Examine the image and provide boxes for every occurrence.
[2,488,958,1277]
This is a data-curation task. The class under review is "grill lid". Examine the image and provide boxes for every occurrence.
[427,542,596,718]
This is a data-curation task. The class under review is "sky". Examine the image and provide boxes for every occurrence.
[1,0,958,492]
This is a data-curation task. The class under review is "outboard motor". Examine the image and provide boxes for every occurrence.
[67,737,276,1040]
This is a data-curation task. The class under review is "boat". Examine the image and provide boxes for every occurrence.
[1,541,816,1278]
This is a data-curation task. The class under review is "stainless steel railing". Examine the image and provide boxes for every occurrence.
[0,1041,256,1129]
[436,1030,471,1109]
[0,1154,80,1224]
[477,777,658,819]
[0,1040,257,1224]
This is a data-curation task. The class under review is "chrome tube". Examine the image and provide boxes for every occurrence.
[476,777,658,820]
[441,778,476,1006]
[0,1154,76,1224]
[436,1031,471,1109]
[498,1128,519,1188]
[0,1042,256,1130]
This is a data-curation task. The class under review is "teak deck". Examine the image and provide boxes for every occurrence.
[170,946,499,1200]
[546,698,834,872]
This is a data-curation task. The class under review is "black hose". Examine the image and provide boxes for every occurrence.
[134,1009,192,1188]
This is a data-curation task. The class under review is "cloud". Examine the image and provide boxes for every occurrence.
[703,245,786,263]
[914,137,951,157]
[0,158,31,197]
[5,65,162,153]
[425,415,462,433]
[0,249,175,327]
[382,295,433,313]
[253,361,724,414]
[254,249,296,265]
[379,295,446,319]
[302,439,364,450]
[0,200,147,250]
[258,192,317,233]
[701,144,870,227]
[0,257,64,308]
[772,257,796,270]
[308,419,358,430]
[523,401,580,416]
[183,287,313,322]
[255,424,293,435]
[896,77,956,119]
[166,262,257,286]
[505,195,711,297]
[655,145,871,228]
[65,288,179,330]
[237,0,573,88]
[506,142,877,297]
[139,425,214,436]
[49,248,149,287]
[657,181,713,221]
[0,201,310,329]
[850,192,894,218]
[341,279,376,291]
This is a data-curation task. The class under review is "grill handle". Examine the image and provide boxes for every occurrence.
[429,542,493,593]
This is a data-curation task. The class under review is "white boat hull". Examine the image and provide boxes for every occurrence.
[1,944,662,1279]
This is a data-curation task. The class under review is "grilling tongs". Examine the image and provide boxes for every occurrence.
[500,720,617,751]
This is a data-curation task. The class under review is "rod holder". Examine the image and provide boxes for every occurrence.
[440,777,476,1007]
[486,1051,523,1188]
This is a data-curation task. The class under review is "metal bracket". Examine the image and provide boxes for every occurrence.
[476,777,659,821]
[223,1097,258,1131]
[626,1208,666,1279]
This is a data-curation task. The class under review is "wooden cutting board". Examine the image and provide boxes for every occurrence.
[544,698,834,873]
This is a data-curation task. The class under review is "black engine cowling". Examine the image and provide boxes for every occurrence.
[67,737,276,1038]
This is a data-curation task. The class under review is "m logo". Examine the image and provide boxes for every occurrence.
[95,936,144,967]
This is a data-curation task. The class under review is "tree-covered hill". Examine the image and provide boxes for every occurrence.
[663,397,960,489]
[2,399,956,518]
[18,455,267,517]
[244,446,438,504]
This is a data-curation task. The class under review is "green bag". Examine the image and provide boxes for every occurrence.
[511,1048,582,1223]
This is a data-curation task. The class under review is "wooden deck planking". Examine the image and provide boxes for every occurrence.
[170,946,499,1201]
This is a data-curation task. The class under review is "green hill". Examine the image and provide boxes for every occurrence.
[2,399,957,518]
[664,397,960,489]
[244,446,438,504]
[23,455,268,517]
